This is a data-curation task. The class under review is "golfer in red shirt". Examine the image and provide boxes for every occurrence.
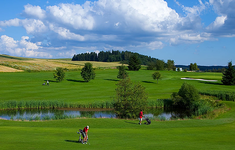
[139,110,144,125]
[82,126,89,143]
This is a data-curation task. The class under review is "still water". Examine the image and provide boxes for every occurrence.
[0,108,189,121]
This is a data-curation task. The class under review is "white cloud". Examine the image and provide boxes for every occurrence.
[170,32,214,45]
[21,19,48,34]
[207,15,227,29]
[0,35,52,58]
[94,0,180,32]
[23,4,46,19]
[49,24,85,41]
[207,0,235,36]
[0,18,20,26]
[47,3,94,30]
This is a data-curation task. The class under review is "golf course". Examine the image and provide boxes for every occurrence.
[0,55,235,150]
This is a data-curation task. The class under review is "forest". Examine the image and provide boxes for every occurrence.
[72,50,158,65]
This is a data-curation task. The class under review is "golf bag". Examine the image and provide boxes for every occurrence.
[77,129,88,143]
[145,117,151,125]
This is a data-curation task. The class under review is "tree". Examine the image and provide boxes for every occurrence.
[117,64,128,79]
[114,78,148,118]
[189,63,199,71]
[147,61,155,70]
[128,54,141,71]
[53,67,65,82]
[221,61,235,85]
[81,63,95,82]
[171,82,200,108]
[167,60,175,71]
[156,59,165,70]
[152,72,161,84]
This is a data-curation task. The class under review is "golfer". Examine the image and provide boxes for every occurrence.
[82,125,89,143]
[139,110,144,125]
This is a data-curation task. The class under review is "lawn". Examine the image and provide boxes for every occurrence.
[0,69,233,103]
[0,101,234,150]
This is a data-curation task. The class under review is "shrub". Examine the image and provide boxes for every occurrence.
[172,82,200,109]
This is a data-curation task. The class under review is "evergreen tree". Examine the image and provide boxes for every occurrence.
[128,54,141,71]
[117,64,128,79]
[81,63,95,82]
[222,61,235,85]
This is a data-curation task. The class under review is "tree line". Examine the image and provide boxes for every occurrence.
[72,50,158,65]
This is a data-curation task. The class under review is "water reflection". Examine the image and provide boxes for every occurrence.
[0,108,190,121]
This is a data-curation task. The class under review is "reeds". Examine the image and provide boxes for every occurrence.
[0,100,116,110]
[199,90,235,101]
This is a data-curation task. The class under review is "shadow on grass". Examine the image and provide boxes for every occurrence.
[124,121,138,125]
[104,79,119,82]
[66,79,86,83]
[199,81,223,85]
[44,80,57,82]
[65,140,79,143]
[142,81,155,84]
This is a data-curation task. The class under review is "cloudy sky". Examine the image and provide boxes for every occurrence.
[0,0,235,65]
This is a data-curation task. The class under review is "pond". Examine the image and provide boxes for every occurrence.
[0,108,190,121]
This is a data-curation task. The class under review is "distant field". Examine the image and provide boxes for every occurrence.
[0,65,23,72]
[0,54,124,72]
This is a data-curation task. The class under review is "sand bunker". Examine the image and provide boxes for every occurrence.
[181,78,217,82]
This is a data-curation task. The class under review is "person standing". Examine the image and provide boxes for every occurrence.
[82,125,89,144]
[47,80,49,86]
[139,110,144,125]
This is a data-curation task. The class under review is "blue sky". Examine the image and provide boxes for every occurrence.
[0,0,235,66]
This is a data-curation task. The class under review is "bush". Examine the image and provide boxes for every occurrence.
[172,82,200,109]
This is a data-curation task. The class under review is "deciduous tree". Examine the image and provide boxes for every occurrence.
[53,67,65,82]
[152,72,161,84]
[114,78,148,118]
[81,63,95,82]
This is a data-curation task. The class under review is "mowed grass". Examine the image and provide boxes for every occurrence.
[0,69,234,103]
[1,59,235,149]
[0,101,235,150]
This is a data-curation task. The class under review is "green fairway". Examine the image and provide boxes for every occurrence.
[0,69,233,104]
[0,101,234,150]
